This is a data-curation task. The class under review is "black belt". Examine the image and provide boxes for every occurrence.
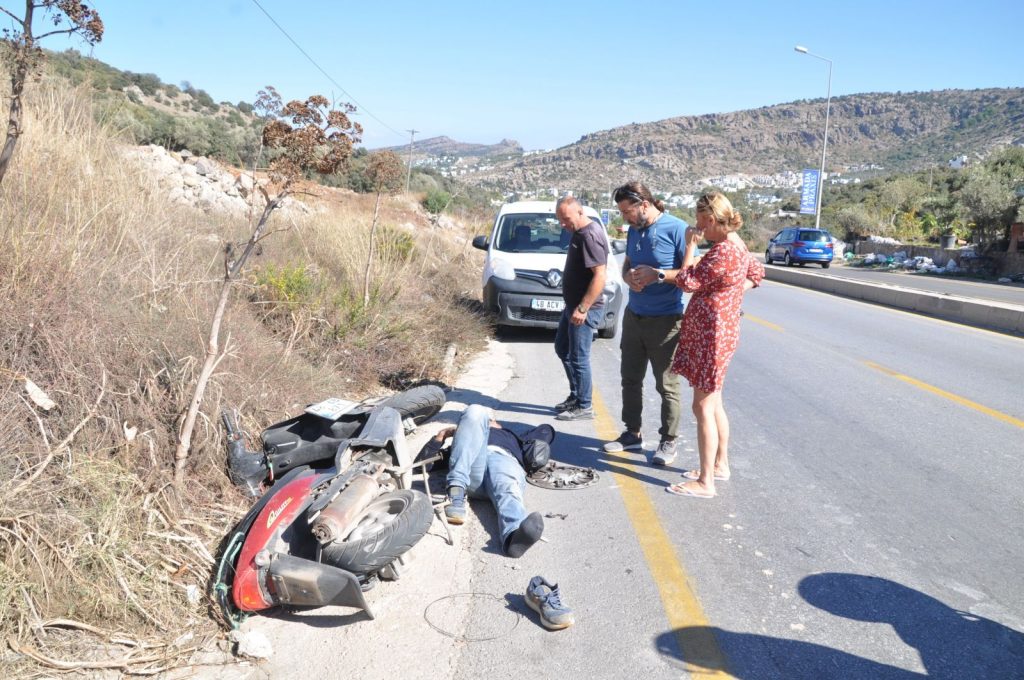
[628,308,678,320]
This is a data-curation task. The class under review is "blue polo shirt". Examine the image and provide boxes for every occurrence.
[625,212,688,316]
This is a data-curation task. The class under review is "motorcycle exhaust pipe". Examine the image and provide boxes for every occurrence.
[311,475,379,544]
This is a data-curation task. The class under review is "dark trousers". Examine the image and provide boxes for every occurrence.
[619,307,682,439]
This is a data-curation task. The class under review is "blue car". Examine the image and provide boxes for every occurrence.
[765,227,834,268]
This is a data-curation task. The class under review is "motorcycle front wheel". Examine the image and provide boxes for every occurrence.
[319,489,433,576]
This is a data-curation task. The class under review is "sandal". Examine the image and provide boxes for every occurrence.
[682,469,730,482]
[665,482,715,499]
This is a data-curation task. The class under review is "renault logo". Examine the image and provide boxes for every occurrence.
[545,269,563,288]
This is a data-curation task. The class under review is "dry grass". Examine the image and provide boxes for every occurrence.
[0,74,490,675]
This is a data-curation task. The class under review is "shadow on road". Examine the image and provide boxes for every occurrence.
[653,573,1024,679]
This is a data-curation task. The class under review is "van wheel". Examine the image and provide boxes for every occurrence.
[598,323,618,340]
[764,250,772,264]
[784,253,793,267]
[821,262,831,269]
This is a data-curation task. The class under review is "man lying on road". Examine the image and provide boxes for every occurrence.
[417,405,551,558]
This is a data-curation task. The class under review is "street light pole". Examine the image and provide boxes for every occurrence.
[795,45,832,229]
[404,128,418,194]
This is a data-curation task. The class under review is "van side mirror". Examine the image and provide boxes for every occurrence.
[610,239,626,255]
[472,235,489,251]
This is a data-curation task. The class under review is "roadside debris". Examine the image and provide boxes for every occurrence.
[229,630,273,660]
[527,461,600,490]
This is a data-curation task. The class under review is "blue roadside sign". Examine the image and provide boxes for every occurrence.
[600,209,611,226]
[800,169,819,215]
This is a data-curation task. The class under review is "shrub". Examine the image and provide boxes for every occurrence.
[422,189,451,214]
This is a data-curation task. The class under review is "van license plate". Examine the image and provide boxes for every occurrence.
[531,299,564,312]
[807,248,822,253]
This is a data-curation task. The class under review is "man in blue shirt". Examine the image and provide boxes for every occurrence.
[606,182,688,465]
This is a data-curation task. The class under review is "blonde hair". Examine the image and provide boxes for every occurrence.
[696,192,743,231]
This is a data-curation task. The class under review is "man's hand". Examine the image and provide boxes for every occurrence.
[626,268,645,292]
[434,426,457,443]
[630,264,659,290]
[571,307,586,325]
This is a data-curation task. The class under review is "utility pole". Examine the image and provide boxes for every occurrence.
[405,129,418,194]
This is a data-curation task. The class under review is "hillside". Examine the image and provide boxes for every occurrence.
[382,135,523,159]
[0,66,491,674]
[460,88,1024,192]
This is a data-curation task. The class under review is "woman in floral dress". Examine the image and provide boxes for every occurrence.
[666,192,764,499]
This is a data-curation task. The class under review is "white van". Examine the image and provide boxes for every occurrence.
[471,200,625,338]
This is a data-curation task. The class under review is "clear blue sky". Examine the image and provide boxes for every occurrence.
[33,0,1024,150]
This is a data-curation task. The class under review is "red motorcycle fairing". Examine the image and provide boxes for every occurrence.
[233,468,327,611]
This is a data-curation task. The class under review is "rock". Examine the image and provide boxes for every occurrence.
[182,174,200,188]
[194,158,214,176]
[180,149,193,160]
[229,630,273,660]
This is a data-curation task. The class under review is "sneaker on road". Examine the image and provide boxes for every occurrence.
[526,576,575,630]
[554,395,577,412]
[445,486,466,525]
[652,438,677,466]
[555,406,593,421]
[603,431,643,452]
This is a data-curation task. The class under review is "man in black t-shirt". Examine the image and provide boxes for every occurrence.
[553,195,608,421]
[417,404,550,558]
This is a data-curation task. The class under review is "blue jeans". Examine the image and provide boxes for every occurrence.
[446,405,527,544]
[554,307,603,409]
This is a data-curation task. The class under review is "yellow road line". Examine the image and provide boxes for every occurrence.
[592,390,732,677]
[865,361,1024,429]
[743,314,784,332]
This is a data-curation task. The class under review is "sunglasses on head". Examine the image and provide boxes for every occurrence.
[616,189,645,204]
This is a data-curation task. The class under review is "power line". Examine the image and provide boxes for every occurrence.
[249,0,406,140]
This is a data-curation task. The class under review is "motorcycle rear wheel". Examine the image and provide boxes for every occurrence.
[319,489,433,576]
[379,385,446,425]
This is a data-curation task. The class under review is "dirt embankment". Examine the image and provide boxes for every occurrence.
[0,75,491,676]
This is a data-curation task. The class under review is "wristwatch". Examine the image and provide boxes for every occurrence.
[657,269,667,282]
[577,304,587,314]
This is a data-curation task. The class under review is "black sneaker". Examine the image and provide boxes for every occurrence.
[504,512,544,558]
[603,431,643,452]
[555,405,593,421]
[554,395,577,412]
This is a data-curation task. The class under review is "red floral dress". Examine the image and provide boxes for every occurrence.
[671,239,764,393]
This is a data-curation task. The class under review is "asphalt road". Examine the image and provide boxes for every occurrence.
[450,280,1024,679]
[790,261,1024,307]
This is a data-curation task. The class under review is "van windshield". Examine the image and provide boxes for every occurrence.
[494,214,571,253]
[798,230,830,242]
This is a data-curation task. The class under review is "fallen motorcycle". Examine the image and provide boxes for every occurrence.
[213,385,446,627]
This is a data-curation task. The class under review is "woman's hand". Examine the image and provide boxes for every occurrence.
[685,226,703,248]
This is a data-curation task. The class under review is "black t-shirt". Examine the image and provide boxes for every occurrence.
[562,220,609,309]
